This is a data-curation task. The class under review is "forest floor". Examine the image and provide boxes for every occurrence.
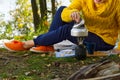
[0,48,120,80]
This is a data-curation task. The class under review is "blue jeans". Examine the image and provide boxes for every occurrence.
[83,32,114,53]
[33,6,114,51]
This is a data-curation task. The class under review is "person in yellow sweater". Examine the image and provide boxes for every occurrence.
[3,0,120,53]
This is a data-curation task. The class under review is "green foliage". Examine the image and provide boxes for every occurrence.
[0,0,63,40]
[0,0,50,40]
[69,0,72,2]
[10,0,34,34]
[0,0,34,40]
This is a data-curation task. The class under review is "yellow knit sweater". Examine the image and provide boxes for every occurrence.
[61,0,120,46]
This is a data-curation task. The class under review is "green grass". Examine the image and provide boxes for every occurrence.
[0,49,78,80]
[0,49,120,80]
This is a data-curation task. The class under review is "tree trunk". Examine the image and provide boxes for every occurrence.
[39,0,47,20]
[51,0,56,18]
[31,0,40,31]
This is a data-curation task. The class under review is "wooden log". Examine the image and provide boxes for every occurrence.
[67,59,120,80]
[84,73,120,80]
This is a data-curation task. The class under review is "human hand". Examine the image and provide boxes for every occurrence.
[71,11,81,23]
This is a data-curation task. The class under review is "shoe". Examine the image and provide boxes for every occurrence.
[3,40,28,51]
[30,46,54,53]
[87,51,108,57]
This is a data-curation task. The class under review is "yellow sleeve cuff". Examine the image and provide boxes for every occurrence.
[61,8,79,22]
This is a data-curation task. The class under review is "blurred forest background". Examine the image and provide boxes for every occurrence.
[0,0,71,40]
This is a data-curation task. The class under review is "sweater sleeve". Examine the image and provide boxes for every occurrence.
[61,0,83,22]
[116,5,120,41]
[117,6,120,33]
[116,3,120,35]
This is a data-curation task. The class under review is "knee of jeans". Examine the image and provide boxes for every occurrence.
[58,6,66,10]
